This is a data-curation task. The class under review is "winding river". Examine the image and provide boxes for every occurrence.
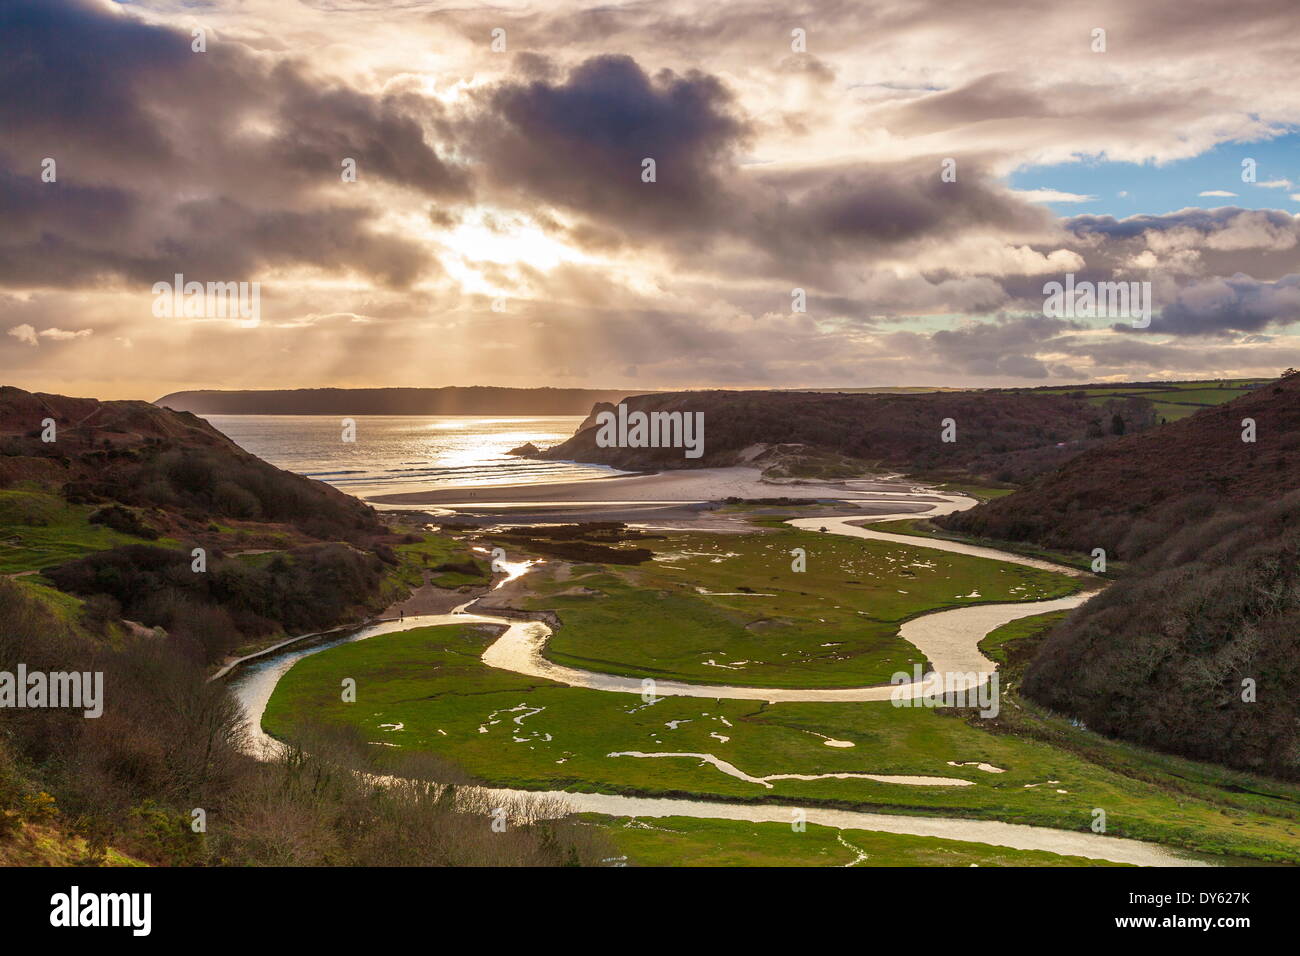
[225,488,1205,867]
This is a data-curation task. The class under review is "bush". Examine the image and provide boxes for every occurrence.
[89,505,159,540]
[0,579,612,866]
[21,791,58,823]
[46,542,386,661]
[1023,493,1300,779]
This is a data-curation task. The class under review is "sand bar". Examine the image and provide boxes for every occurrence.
[366,466,907,507]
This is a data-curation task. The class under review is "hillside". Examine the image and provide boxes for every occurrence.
[1,386,380,530]
[0,386,602,868]
[0,386,395,661]
[0,562,602,869]
[937,374,1300,557]
[1022,493,1300,779]
[155,386,643,416]
[936,374,1300,779]
[541,388,1154,481]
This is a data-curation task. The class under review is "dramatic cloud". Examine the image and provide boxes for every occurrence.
[1153,274,1300,336]
[467,55,749,239]
[0,0,458,291]
[928,315,1080,379]
[1,0,1299,398]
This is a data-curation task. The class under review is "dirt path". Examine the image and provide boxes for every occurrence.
[384,569,486,617]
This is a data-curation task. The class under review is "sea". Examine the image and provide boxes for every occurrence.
[202,414,622,500]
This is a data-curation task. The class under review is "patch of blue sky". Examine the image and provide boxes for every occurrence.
[1008,130,1300,218]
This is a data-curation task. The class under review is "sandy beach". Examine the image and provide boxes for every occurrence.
[367,466,916,509]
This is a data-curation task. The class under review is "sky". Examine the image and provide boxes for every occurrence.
[2,0,1299,401]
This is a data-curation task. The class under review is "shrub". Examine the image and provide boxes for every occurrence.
[21,791,58,823]
[89,504,159,540]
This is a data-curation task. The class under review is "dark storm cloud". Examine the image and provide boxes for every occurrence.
[266,69,469,198]
[951,208,1300,338]
[1149,274,1300,336]
[463,55,1056,281]
[748,159,1053,272]
[466,55,750,238]
[163,199,435,288]
[1048,209,1300,335]
[0,0,192,169]
[1066,207,1300,245]
[0,170,151,286]
[0,0,463,290]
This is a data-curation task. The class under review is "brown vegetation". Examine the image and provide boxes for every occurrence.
[490,522,661,565]
[46,542,388,662]
[937,375,1300,558]
[0,578,609,866]
[542,388,1154,482]
[939,374,1300,779]
[0,386,384,544]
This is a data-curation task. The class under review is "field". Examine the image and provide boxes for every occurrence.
[260,494,1300,866]
[264,606,1300,863]
[390,532,492,590]
[1046,379,1269,422]
[931,482,1017,501]
[865,518,1115,575]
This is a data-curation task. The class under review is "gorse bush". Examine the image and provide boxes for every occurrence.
[88,504,159,539]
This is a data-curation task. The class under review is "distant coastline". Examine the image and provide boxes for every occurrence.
[155,386,647,416]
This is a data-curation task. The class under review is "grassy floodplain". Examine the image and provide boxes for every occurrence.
[258,477,1300,867]
[518,524,1079,688]
[265,588,1300,864]
[865,517,1114,576]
